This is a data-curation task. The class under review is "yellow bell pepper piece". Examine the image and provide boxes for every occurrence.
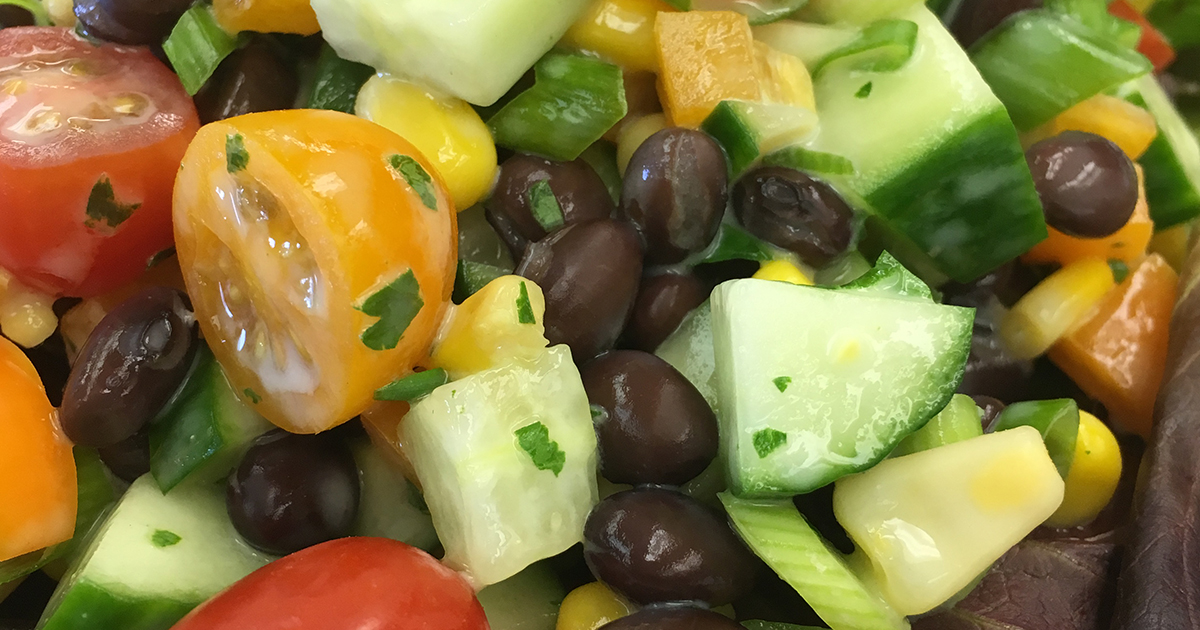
[753,259,814,285]
[213,0,321,35]
[561,0,676,73]
[755,42,816,112]
[356,74,498,211]
[616,113,667,174]
[1024,94,1158,160]
[1045,411,1122,528]
[999,258,1116,360]
[1023,165,1153,267]
[655,11,760,127]
[431,276,549,379]
[555,582,635,630]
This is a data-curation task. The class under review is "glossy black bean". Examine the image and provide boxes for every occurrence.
[59,287,197,447]
[1026,131,1139,238]
[516,220,643,362]
[793,484,854,555]
[584,487,758,606]
[487,154,614,258]
[973,395,1007,432]
[97,431,151,482]
[73,0,192,45]
[226,430,360,556]
[948,0,1042,48]
[582,351,718,486]
[733,166,855,267]
[626,271,707,353]
[600,607,744,630]
[195,40,299,125]
[0,5,34,27]
[621,128,728,265]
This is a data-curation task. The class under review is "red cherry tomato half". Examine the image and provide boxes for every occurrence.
[0,27,199,297]
[170,538,490,630]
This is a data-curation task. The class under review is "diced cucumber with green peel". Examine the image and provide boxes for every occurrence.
[891,394,983,457]
[810,6,1047,283]
[702,100,820,176]
[833,428,1065,616]
[839,251,932,300]
[402,346,598,587]
[992,399,1079,479]
[720,493,909,630]
[969,9,1152,131]
[711,277,973,497]
[148,347,273,493]
[762,145,856,175]
[811,19,919,77]
[1045,0,1142,48]
[39,476,272,630]
[655,301,718,414]
[476,562,565,630]
[350,439,438,552]
[695,223,778,265]
[1119,75,1200,229]
[310,0,591,106]
[801,0,923,24]
[666,0,809,24]
[753,21,859,68]
[814,250,873,286]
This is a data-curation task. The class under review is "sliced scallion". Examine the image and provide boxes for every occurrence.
[811,19,919,77]
[163,4,238,96]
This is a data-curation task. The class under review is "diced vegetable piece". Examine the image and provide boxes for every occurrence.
[1023,93,1158,159]
[162,4,239,96]
[1048,254,1178,438]
[358,74,499,210]
[756,42,817,110]
[712,277,973,497]
[561,0,676,72]
[814,250,873,286]
[969,10,1152,131]
[833,428,1066,616]
[891,394,983,457]
[350,439,438,551]
[669,0,808,25]
[811,19,918,77]
[1120,74,1200,229]
[213,0,320,35]
[488,53,627,161]
[555,582,635,630]
[1045,411,1122,528]
[38,476,272,630]
[1108,0,1176,72]
[802,0,923,24]
[311,0,591,106]
[720,493,909,630]
[655,301,719,412]
[701,100,819,176]
[616,113,668,174]
[477,563,566,630]
[578,142,623,203]
[761,145,855,175]
[360,401,420,484]
[402,346,599,587]
[655,11,761,127]
[753,260,814,285]
[811,6,1047,283]
[1023,165,1153,267]
[999,258,1116,360]
[307,44,375,114]
[455,261,513,303]
[752,21,858,68]
[432,276,549,379]
[991,399,1080,479]
[839,251,932,301]
[1146,0,1200,49]
[1046,0,1143,49]
[1149,223,1191,272]
[698,223,777,265]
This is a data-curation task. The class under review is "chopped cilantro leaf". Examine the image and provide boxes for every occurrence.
[753,428,788,459]
[856,82,873,98]
[375,368,450,401]
[516,281,536,324]
[388,154,438,211]
[85,176,141,229]
[243,388,262,404]
[528,180,565,231]
[151,529,182,548]
[515,421,566,476]
[1108,259,1130,284]
[358,270,423,351]
[773,376,792,392]
[226,133,249,173]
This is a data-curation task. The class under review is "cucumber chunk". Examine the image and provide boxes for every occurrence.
[655,301,718,414]
[702,100,820,176]
[1119,75,1200,229]
[477,562,565,630]
[802,0,924,24]
[839,251,932,300]
[753,21,859,67]
[39,476,272,630]
[991,398,1080,479]
[712,278,973,497]
[890,394,983,457]
[402,346,598,587]
[350,439,438,552]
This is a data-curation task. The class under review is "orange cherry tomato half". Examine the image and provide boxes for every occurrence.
[0,27,199,297]
[173,110,457,434]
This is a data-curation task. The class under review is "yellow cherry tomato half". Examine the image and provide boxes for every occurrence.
[173,110,457,433]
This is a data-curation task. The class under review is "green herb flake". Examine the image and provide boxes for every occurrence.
[243,388,262,404]
[375,368,450,402]
[516,281,537,324]
[226,133,249,173]
[773,376,792,392]
[589,404,607,421]
[151,529,182,548]
[753,428,788,459]
[856,82,873,98]
[515,421,566,476]
[388,154,438,211]
[146,247,176,269]
[1108,259,1130,284]
[85,176,141,230]
[358,270,424,351]
[527,180,565,231]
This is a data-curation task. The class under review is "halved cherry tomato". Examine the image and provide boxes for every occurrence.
[173,110,457,434]
[0,27,199,297]
[171,538,489,630]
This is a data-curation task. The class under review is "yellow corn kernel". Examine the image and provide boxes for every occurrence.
[753,259,814,285]
[999,258,1116,361]
[1024,94,1158,160]
[1045,411,1122,528]
[755,42,817,112]
[556,582,635,630]
[0,280,56,349]
[213,0,320,35]
[44,0,74,26]
[1149,223,1192,272]
[616,113,667,175]
[431,276,548,378]
[561,0,676,73]
[356,74,498,211]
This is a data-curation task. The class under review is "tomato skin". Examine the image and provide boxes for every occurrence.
[170,538,489,630]
[0,27,199,297]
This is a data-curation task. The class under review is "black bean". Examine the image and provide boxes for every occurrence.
[97,431,151,483]
[195,40,299,125]
[733,166,855,267]
[973,395,1007,432]
[948,0,1042,48]
[73,0,193,45]
[487,154,614,258]
[516,220,643,363]
[1026,131,1139,238]
[625,271,707,353]
[59,287,197,447]
[21,331,70,407]
[582,351,718,486]
[600,607,744,630]
[584,487,758,606]
[621,128,728,265]
[226,430,360,556]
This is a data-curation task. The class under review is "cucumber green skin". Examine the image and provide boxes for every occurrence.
[1122,80,1200,229]
[1147,0,1200,49]
[992,399,1079,479]
[39,580,197,630]
[840,251,932,300]
[890,394,983,457]
[701,102,761,177]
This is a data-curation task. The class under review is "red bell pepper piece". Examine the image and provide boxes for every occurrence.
[1109,0,1177,73]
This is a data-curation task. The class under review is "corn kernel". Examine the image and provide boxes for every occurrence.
[45,0,74,26]
[755,42,816,112]
[616,113,667,174]
[556,582,635,630]
[1045,411,1122,528]
[999,258,1115,360]
[214,0,321,35]
[561,0,676,73]
[753,259,814,285]
[431,276,549,378]
[1,283,57,349]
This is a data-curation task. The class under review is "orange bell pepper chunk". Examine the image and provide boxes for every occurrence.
[1023,165,1153,267]
[1023,94,1158,160]
[1048,254,1178,439]
[0,335,77,563]
[654,11,761,127]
